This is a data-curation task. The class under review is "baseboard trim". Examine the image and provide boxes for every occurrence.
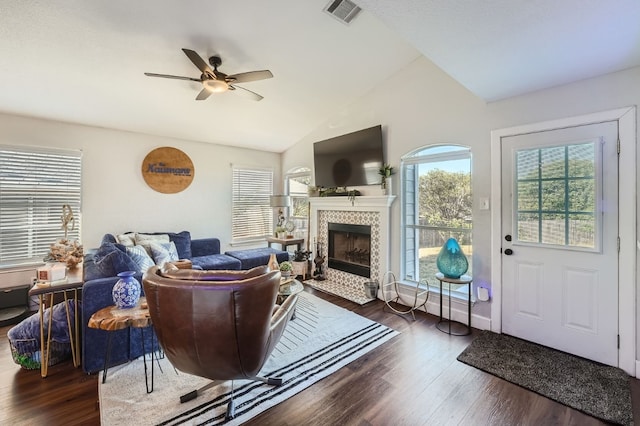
[382,285,491,331]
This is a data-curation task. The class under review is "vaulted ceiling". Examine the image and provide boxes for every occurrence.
[1,0,639,152]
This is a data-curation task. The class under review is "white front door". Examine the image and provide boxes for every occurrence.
[501,121,619,366]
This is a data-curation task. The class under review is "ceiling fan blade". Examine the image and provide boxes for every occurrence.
[144,72,201,82]
[195,88,212,101]
[182,48,214,75]
[230,85,264,101]
[227,70,273,84]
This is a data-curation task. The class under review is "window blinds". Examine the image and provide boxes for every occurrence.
[0,146,82,265]
[231,166,273,241]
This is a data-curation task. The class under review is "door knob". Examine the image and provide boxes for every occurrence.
[504,248,513,255]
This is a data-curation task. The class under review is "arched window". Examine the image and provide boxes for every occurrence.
[401,145,472,291]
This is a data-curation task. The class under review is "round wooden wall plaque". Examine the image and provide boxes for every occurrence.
[141,147,194,194]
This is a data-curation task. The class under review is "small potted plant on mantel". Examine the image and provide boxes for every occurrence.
[379,164,395,194]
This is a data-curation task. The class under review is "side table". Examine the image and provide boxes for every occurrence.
[28,266,84,378]
[266,236,304,252]
[435,272,472,336]
[88,297,157,393]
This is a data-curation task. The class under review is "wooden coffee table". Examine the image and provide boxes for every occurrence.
[88,297,157,393]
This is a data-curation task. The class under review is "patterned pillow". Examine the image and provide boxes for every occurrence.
[149,241,179,267]
[95,248,140,277]
[134,233,170,255]
[126,245,155,272]
[116,233,136,247]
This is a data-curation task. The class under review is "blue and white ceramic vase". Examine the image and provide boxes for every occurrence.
[436,238,469,279]
[112,271,141,309]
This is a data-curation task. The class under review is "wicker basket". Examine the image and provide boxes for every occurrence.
[9,338,71,370]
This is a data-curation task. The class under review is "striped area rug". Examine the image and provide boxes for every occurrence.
[99,292,398,426]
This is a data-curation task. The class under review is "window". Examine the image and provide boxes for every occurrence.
[285,167,311,240]
[515,141,597,249]
[0,146,82,267]
[401,145,472,291]
[231,166,273,242]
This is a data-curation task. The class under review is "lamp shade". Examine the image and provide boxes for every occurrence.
[270,195,291,208]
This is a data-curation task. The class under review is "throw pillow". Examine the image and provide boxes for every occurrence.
[116,233,136,247]
[95,242,116,258]
[149,241,179,267]
[126,245,156,272]
[101,234,117,245]
[134,233,170,255]
[94,249,140,277]
[167,231,192,259]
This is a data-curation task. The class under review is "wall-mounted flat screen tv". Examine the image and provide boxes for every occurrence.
[313,125,383,188]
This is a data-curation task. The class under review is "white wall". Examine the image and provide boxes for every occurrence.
[0,113,281,251]
[283,56,640,326]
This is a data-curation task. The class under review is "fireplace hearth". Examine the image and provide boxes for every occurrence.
[328,223,371,278]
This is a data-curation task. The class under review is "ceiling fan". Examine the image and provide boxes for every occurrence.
[144,48,273,101]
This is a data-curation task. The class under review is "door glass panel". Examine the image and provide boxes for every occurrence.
[541,212,565,245]
[568,213,595,247]
[540,146,565,178]
[517,181,538,210]
[541,179,565,211]
[515,141,597,249]
[517,213,538,243]
[569,144,595,177]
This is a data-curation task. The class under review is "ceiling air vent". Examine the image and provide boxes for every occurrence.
[324,0,361,24]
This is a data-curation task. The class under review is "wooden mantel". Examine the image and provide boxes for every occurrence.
[308,195,396,210]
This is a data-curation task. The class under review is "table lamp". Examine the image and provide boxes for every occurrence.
[270,195,291,231]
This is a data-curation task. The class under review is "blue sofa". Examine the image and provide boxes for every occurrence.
[81,231,288,373]
[225,247,291,269]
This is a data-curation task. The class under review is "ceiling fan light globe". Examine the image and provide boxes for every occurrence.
[203,79,229,93]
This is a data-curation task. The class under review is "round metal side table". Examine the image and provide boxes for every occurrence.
[435,272,472,336]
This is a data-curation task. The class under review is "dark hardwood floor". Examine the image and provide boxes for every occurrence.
[2,286,639,425]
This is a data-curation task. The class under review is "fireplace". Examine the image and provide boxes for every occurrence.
[307,196,394,305]
[328,223,371,278]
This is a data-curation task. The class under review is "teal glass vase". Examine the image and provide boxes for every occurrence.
[436,238,468,279]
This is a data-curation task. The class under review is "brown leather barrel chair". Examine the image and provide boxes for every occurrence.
[143,264,298,420]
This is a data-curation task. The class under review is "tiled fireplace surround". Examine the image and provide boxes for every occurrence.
[306,196,395,304]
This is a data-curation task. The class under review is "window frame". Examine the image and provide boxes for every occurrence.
[400,144,473,297]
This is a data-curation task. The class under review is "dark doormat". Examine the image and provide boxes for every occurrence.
[457,330,633,425]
